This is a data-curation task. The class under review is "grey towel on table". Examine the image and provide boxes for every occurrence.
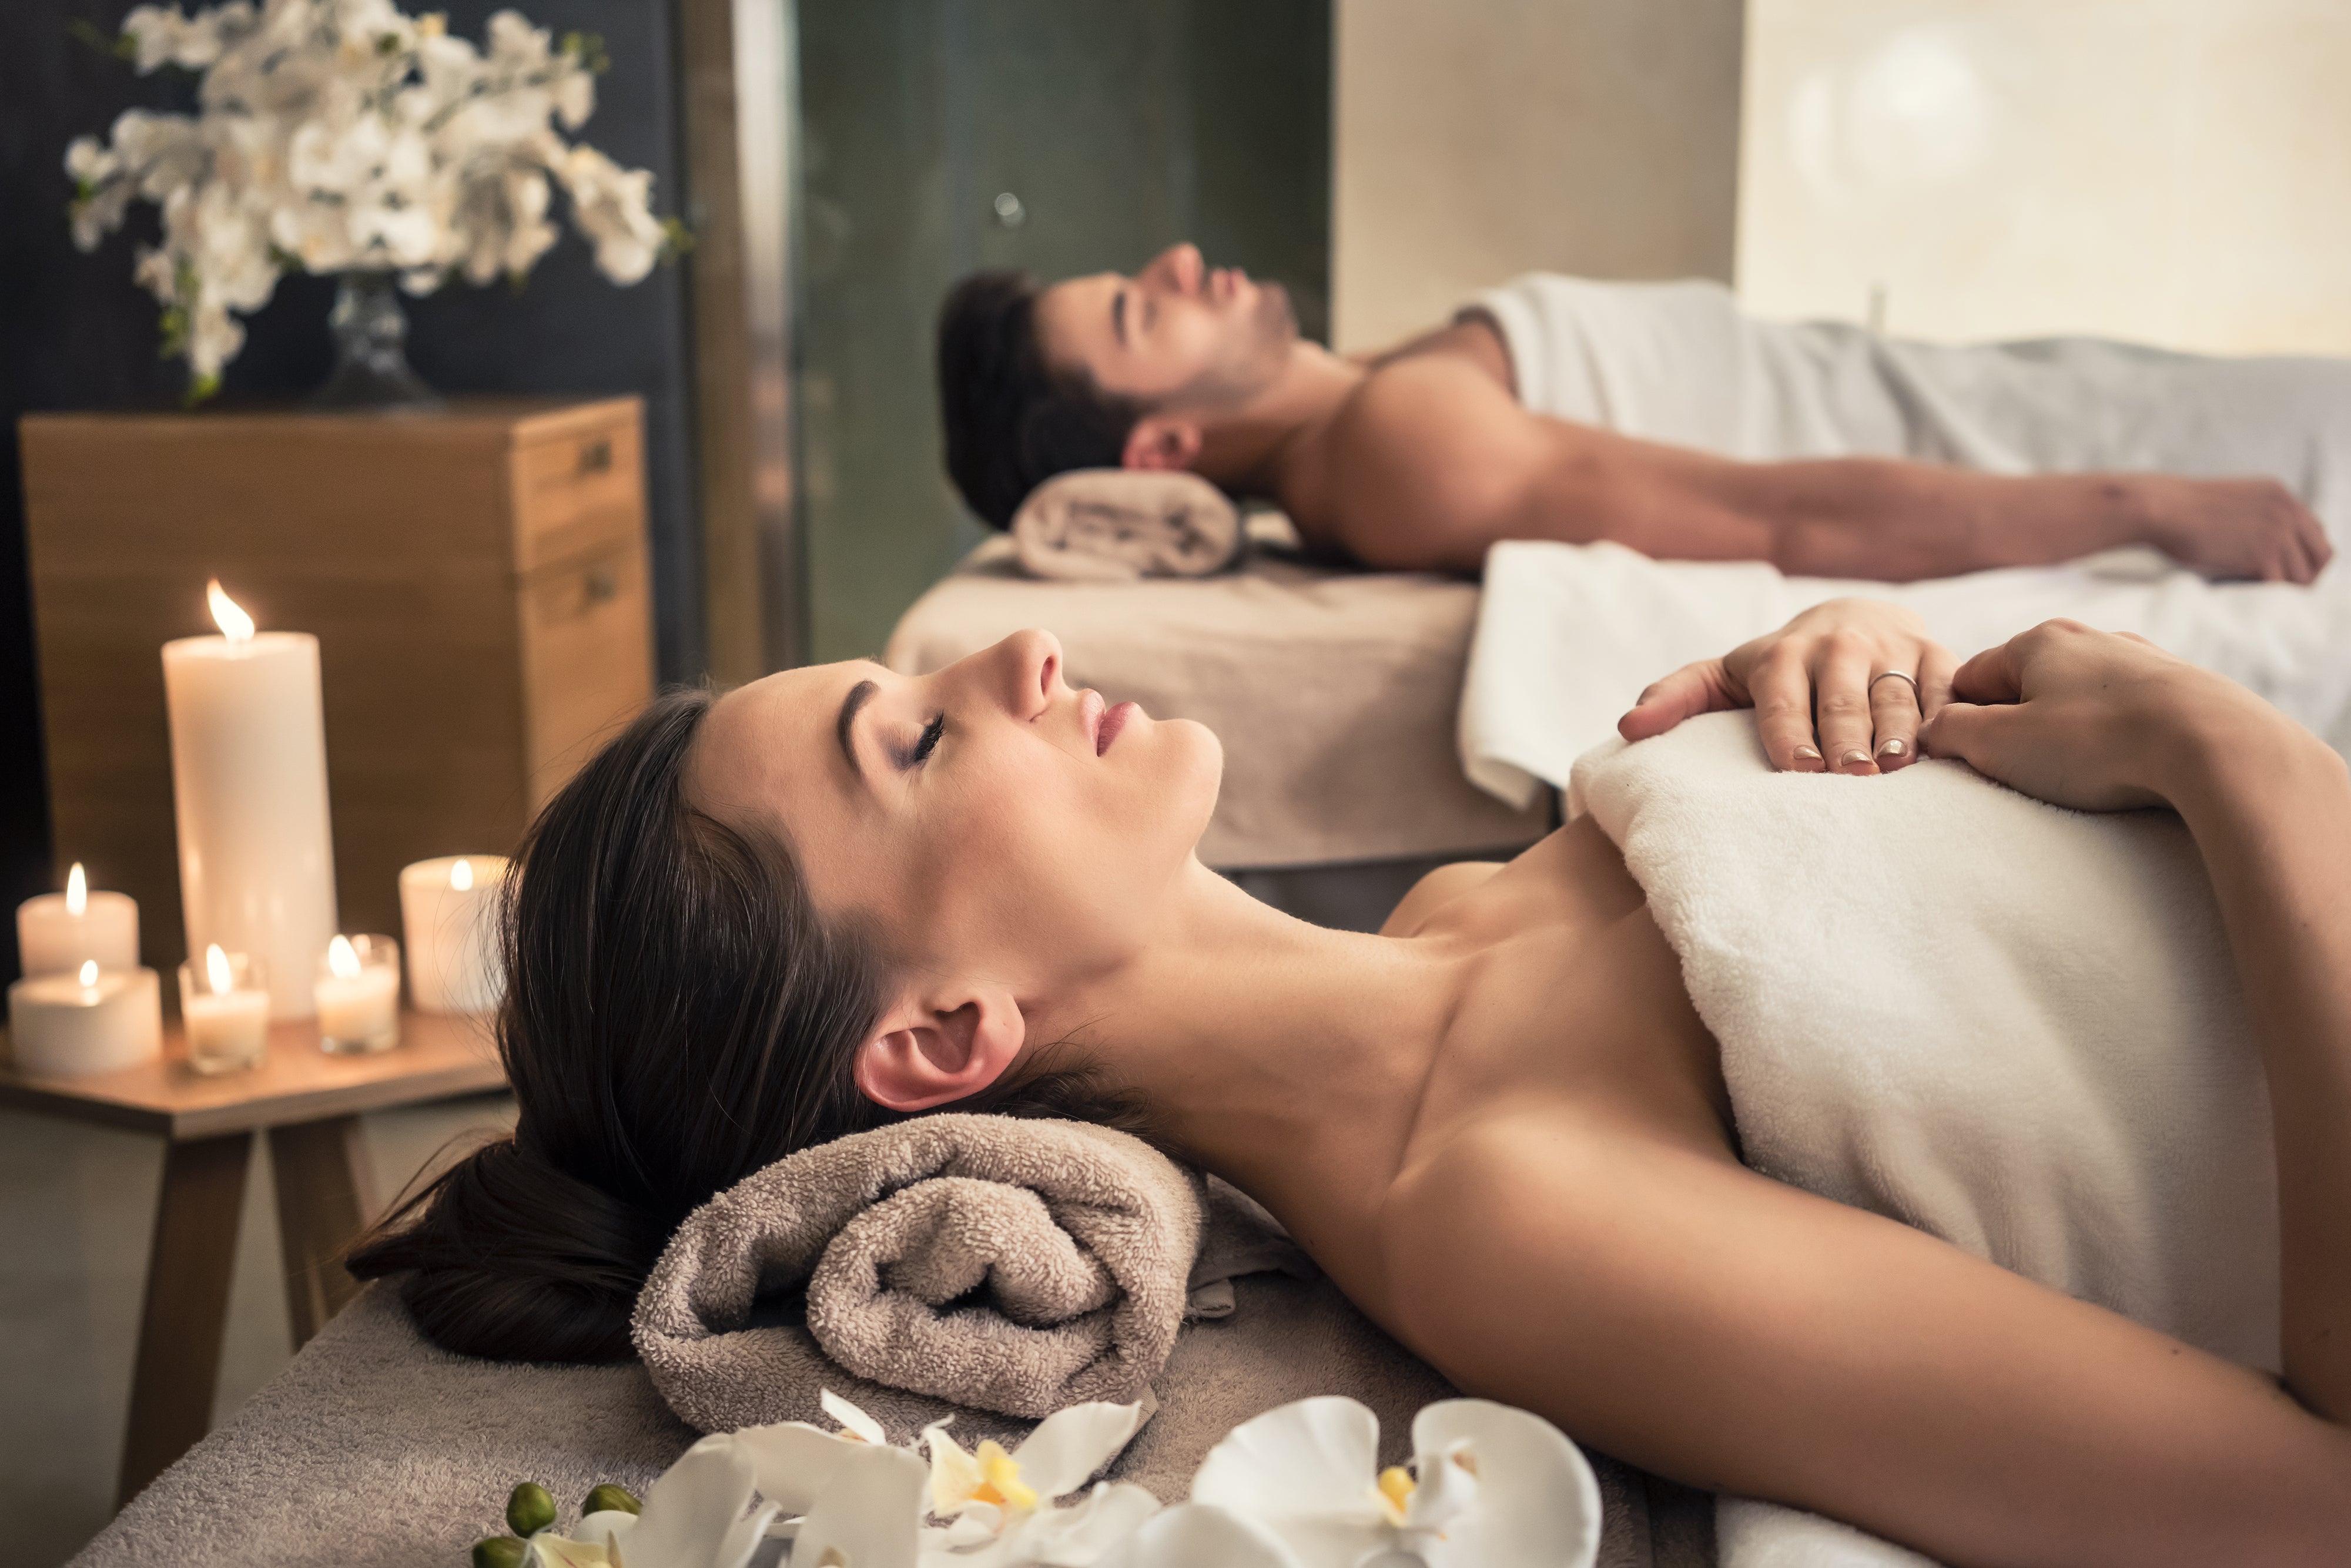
[634,1115,1308,1438]
[1010,468,1245,581]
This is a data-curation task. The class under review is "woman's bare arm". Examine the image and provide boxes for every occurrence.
[1925,621,2351,1419]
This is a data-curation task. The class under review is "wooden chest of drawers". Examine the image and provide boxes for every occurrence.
[19,398,655,974]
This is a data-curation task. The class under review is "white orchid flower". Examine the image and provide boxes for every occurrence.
[918,1400,1159,1567]
[524,1432,780,1568]
[729,1410,932,1568]
[1111,1396,1600,1568]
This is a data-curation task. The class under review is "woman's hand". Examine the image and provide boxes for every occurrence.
[1919,618,2299,811]
[1618,599,1958,774]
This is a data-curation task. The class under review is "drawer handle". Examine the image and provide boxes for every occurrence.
[584,568,619,605]
[578,438,614,475]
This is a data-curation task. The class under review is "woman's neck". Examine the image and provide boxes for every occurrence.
[1034,858,1468,1224]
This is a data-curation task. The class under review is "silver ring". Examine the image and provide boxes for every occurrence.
[1869,670,1923,706]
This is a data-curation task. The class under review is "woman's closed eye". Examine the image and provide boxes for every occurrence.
[899,713,946,770]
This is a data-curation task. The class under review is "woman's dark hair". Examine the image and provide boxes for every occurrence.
[937,269,1144,530]
[350,686,1147,1362]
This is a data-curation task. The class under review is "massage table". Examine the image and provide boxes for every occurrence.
[71,1278,1710,1567]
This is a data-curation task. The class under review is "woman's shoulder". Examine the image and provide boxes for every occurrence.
[1379,861,1508,937]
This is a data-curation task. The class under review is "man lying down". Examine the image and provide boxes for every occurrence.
[354,597,2351,1563]
[936,246,2346,584]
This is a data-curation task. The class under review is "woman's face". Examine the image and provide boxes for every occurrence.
[685,629,1221,999]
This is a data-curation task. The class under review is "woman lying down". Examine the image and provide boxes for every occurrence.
[353,599,2351,1564]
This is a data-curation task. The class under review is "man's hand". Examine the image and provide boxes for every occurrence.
[1617,599,1958,775]
[2142,476,2332,584]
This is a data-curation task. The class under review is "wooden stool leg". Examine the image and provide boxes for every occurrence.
[118,1131,253,1508]
[268,1115,382,1348]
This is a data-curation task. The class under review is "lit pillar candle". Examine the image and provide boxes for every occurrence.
[162,581,339,1019]
[6,959,163,1076]
[398,855,508,1014]
[16,863,139,977]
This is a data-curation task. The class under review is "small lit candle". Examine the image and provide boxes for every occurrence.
[179,944,270,1076]
[399,855,508,1014]
[16,863,139,977]
[314,933,400,1054]
[6,958,163,1077]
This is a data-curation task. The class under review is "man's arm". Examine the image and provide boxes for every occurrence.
[1324,357,2329,582]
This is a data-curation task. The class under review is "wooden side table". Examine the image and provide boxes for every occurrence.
[0,1013,505,1506]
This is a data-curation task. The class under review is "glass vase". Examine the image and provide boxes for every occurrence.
[315,271,438,408]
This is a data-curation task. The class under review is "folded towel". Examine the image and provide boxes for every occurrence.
[634,1115,1308,1438]
[1010,468,1244,581]
[1569,713,2277,1568]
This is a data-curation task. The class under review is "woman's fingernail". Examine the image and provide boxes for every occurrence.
[1792,745,1822,770]
[1878,738,1907,758]
[1840,749,1872,770]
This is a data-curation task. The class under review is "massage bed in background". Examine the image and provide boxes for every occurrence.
[885,519,1548,932]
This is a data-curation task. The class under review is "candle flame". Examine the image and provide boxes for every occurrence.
[450,857,474,892]
[79,959,98,987]
[328,934,361,979]
[206,579,256,644]
[206,943,233,995]
[66,862,87,916]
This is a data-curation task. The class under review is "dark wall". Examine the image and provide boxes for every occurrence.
[0,1,702,986]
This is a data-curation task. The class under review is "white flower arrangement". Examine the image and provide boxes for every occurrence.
[65,0,677,400]
[480,1391,1603,1568]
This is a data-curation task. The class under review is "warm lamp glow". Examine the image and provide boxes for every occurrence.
[206,943,233,995]
[66,862,86,916]
[449,857,474,892]
[78,960,98,988]
[327,934,361,979]
[206,579,256,644]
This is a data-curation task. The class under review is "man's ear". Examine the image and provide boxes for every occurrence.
[1122,416,1203,473]
[853,986,1027,1113]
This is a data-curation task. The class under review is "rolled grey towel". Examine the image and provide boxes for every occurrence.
[1010,468,1244,581]
[634,1115,1299,1435]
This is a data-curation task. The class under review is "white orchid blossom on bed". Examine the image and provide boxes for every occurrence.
[1101,1397,1603,1568]
[919,1400,1161,1567]
[63,0,672,398]
[523,1432,780,1568]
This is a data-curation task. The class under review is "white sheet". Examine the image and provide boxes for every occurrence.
[1461,540,2351,810]
[1570,713,2275,1568]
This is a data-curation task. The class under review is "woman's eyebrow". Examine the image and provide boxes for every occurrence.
[836,678,878,778]
[1113,289,1127,346]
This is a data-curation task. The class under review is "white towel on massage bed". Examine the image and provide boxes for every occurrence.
[1570,712,2276,1568]
[1466,273,2351,537]
[1461,538,2351,812]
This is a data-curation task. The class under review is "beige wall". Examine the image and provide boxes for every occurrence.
[1738,0,2351,354]
[1331,0,1747,353]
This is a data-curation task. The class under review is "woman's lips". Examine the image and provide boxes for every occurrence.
[1096,700,1137,755]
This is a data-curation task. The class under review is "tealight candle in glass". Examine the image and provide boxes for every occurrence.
[314,934,400,1054]
[180,945,270,1075]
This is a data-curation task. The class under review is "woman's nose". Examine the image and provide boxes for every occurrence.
[988,628,1063,721]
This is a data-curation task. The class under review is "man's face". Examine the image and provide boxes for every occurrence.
[1032,243,1298,411]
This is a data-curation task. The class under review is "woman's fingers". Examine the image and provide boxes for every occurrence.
[1748,644,1825,770]
[1868,671,1924,770]
[1617,657,1740,742]
[1811,638,1880,775]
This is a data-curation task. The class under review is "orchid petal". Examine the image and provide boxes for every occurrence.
[923,1424,986,1517]
[791,1440,929,1568]
[1012,1402,1148,1502]
[1408,1400,1601,1568]
[1038,1481,1164,1561]
[613,1433,769,1568]
[1190,1397,1385,1522]
[824,1388,890,1445]
[1099,1503,1302,1568]
[528,1536,613,1568]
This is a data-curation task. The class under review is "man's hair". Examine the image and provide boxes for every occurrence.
[937,270,1144,530]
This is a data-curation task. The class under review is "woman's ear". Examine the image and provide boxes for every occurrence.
[1122,416,1203,473]
[853,987,1028,1113]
